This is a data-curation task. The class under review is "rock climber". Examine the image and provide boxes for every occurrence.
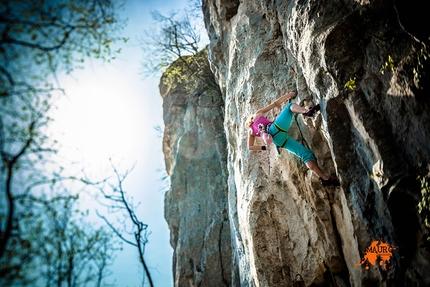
[246,90,340,186]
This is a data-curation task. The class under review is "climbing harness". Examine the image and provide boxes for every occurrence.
[256,120,290,159]
[272,123,289,147]
[271,122,289,159]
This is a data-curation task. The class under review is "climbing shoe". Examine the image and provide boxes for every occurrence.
[303,104,320,117]
[320,177,340,187]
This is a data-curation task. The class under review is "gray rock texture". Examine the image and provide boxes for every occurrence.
[161,66,234,286]
[162,0,430,286]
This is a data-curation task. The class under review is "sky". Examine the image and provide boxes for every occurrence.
[49,0,203,286]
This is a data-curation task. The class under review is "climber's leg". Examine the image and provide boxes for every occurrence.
[289,103,309,114]
[305,160,329,180]
[274,102,295,129]
[283,137,337,182]
[273,102,309,131]
[283,137,315,164]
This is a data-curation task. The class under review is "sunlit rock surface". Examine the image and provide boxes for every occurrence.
[161,72,234,286]
[162,0,430,286]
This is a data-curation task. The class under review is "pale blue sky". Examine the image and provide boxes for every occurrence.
[51,0,203,286]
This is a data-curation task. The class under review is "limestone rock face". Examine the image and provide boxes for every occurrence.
[194,0,429,286]
[161,73,234,286]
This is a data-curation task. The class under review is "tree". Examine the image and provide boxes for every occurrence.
[0,0,125,259]
[0,193,120,287]
[0,0,126,98]
[0,0,126,284]
[95,161,154,287]
[35,195,119,287]
[0,106,55,258]
[140,2,218,91]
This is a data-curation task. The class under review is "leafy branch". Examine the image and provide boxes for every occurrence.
[141,6,218,92]
[344,77,357,90]
[418,176,430,241]
[380,55,395,74]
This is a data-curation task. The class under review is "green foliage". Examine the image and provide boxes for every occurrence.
[141,6,218,92]
[0,0,127,188]
[0,0,126,98]
[418,176,430,241]
[0,0,127,284]
[162,48,214,91]
[0,235,37,286]
[0,194,120,287]
[380,55,395,74]
[413,47,428,85]
[344,77,357,90]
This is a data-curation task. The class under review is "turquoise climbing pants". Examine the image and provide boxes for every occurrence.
[268,102,316,163]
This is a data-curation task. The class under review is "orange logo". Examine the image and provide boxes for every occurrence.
[356,239,397,270]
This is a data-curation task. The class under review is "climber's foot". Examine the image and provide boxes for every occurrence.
[320,177,340,187]
[303,104,320,117]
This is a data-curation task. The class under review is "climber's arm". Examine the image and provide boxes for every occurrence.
[273,90,297,106]
[255,90,297,116]
[255,102,276,116]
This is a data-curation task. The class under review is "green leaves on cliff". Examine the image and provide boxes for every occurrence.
[140,5,218,91]
[380,55,395,74]
[413,47,428,85]
[162,48,214,91]
[418,176,430,241]
[344,77,357,90]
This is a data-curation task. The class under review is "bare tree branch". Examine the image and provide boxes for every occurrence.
[96,210,137,247]
[95,159,154,287]
[140,9,219,92]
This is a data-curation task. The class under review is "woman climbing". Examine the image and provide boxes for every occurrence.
[246,90,340,186]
